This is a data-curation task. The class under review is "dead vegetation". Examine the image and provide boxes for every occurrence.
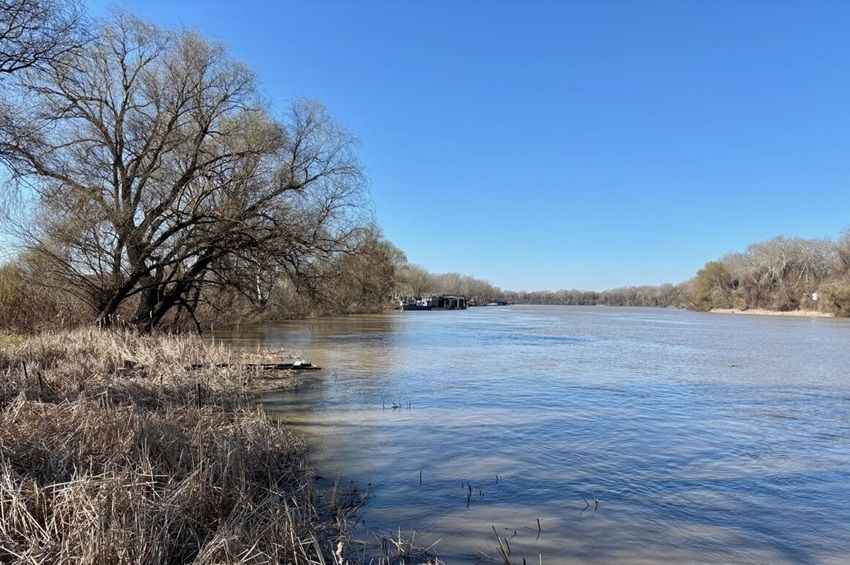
[0,330,338,564]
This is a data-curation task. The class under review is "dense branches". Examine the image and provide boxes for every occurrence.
[0,0,83,75]
[2,13,367,331]
[694,236,840,312]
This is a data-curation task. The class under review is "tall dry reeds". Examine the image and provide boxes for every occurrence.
[0,330,336,564]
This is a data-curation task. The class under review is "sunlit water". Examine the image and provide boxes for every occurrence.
[214,306,850,563]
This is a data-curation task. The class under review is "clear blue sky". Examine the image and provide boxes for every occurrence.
[88,0,850,291]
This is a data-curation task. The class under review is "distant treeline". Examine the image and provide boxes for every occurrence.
[394,263,504,305]
[394,232,850,316]
[501,285,687,308]
[394,263,688,308]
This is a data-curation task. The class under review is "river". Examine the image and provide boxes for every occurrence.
[214,305,850,563]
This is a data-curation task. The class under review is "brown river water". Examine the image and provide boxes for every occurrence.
[214,305,850,563]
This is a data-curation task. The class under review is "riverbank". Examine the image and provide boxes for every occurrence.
[0,330,340,563]
[709,308,835,318]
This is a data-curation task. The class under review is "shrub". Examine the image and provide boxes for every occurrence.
[689,261,734,311]
[818,281,850,317]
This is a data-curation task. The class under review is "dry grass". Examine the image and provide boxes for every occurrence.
[0,330,339,564]
[709,308,835,318]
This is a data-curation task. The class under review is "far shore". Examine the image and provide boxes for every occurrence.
[710,308,835,318]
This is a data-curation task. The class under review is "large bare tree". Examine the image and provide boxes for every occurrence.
[1,14,366,331]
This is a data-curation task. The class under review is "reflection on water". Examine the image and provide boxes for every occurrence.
[214,306,850,563]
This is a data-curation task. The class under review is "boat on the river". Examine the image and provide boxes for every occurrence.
[398,295,468,310]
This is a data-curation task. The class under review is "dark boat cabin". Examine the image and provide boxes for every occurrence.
[436,295,467,310]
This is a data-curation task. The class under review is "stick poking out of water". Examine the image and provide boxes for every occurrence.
[492,526,511,564]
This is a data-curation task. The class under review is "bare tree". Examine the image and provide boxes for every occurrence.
[0,0,84,218]
[0,0,84,75]
[722,237,834,310]
[2,14,366,331]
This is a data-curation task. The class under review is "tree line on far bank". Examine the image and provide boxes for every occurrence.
[688,234,850,315]
[501,284,688,309]
[503,233,850,316]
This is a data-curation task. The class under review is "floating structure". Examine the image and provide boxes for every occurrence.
[436,295,467,309]
[189,361,321,371]
[398,295,468,311]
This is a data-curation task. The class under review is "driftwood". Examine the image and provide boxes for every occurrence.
[188,362,322,371]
